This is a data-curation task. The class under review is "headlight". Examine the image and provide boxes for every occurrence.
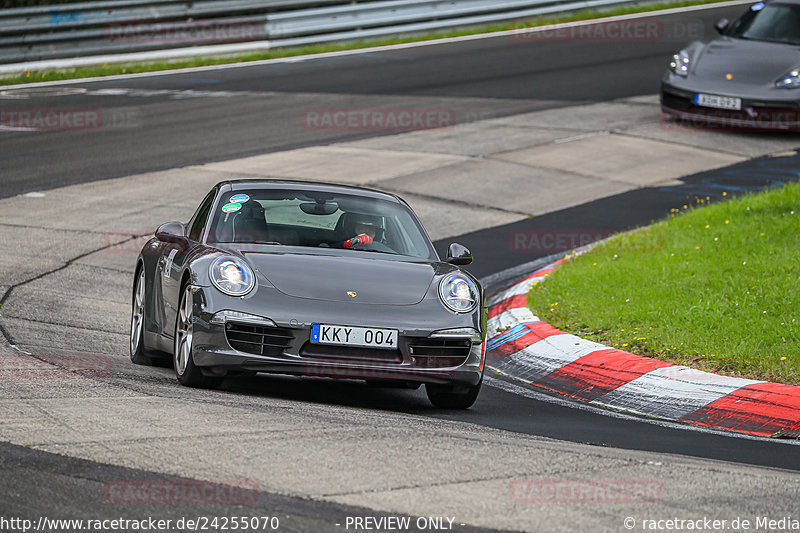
[439,273,478,313]
[209,256,255,296]
[669,49,691,77]
[776,69,800,89]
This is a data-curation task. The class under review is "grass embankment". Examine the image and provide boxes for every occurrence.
[527,182,800,384]
[1,0,730,85]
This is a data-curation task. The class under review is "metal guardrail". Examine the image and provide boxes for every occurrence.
[0,0,638,65]
[0,0,350,33]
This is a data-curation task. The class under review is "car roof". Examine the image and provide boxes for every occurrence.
[214,179,403,204]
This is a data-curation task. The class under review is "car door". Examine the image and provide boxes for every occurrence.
[160,188,217,339]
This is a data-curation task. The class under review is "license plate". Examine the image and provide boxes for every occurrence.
[311,324,398,350]
[694,93,742,110]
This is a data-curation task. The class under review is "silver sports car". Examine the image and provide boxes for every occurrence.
[661,0,800,130]
[129,180,486,408]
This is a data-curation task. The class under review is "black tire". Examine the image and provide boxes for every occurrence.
[174,281,222,389]
[130,267,156,365]
[426,378,482,409]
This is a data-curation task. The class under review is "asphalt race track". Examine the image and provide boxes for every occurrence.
[0,4,751,198]
[2,3,800,531]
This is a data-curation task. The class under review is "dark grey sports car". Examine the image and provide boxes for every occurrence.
[661,0,800,130]
[129,180,486,408]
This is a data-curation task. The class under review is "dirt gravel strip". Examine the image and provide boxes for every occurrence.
[485,259,800,438]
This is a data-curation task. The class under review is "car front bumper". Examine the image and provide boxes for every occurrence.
[188,285,486,386]
[660,76,800,131]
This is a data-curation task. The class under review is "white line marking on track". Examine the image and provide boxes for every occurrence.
[9,344,31,355]
[0,125,39,132]
[0,0,754,90]
[555,131,611,144]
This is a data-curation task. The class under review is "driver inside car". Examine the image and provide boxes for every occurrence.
[340,213,383,249]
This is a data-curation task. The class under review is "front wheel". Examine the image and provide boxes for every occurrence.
[426,378,482,409]
[174,283,221,389]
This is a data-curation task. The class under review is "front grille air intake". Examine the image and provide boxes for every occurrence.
[408,338,471,368]
[299,343,402,363]
[225,322,293,356]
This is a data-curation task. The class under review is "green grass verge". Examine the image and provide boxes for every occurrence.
[2,0,730,85]
[527,182,800,385]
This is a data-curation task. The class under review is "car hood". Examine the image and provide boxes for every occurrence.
[243,251,436,305]
[694,38,800,83]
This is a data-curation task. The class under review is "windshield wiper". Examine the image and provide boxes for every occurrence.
[354,249,396,255]
[736,35,798,45]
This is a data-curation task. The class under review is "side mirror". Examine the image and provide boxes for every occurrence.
[714,18,729,34]
[155,222,188,246]
[446,243,473,266]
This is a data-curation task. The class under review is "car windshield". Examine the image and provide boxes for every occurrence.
[726,3,800,45]
[208,189,436,260]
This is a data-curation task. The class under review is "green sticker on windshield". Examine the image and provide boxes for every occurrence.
[222,202,242,213]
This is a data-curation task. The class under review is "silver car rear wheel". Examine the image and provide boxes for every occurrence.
[129,268,160,366]
[130,269,145,356]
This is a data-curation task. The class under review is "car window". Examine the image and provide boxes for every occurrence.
[187,189,216,242]
[208,189,436,260]
[727,4,800,45]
